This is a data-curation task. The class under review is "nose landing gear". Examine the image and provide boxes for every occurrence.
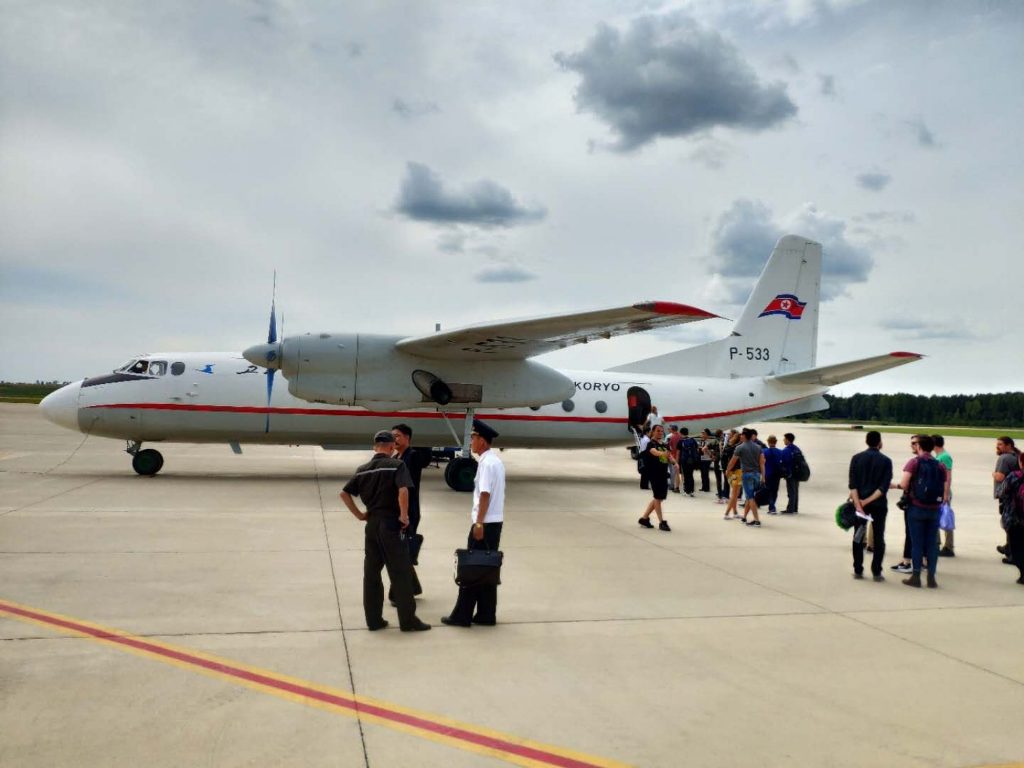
[127,441,164,476]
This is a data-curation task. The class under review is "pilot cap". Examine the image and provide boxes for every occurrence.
[471,419,499,442]
[373,430,396,444]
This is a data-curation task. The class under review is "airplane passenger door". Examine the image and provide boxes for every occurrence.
[626,386,651,433]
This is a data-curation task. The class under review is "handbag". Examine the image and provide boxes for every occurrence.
[454,547,503,587]
[938,502,955,531]
[835,500,858,530]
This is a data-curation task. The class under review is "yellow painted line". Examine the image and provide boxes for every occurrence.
[0,598,630,768]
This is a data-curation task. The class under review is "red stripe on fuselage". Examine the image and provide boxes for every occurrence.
[85,396,811,424]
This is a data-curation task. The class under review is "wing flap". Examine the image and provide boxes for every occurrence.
[395,302,719,361]
[769,352,923,387]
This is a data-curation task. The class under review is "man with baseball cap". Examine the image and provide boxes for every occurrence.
[442,419,506,627]
[340,430,430,632]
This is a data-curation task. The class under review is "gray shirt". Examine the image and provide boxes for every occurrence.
[734,440,763,473]
[995,452,1019,498]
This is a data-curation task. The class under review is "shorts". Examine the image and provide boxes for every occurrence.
[741,472,762,500]
[728,470,742,490]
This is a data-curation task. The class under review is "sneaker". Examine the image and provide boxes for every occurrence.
[686,492,695,498]
[638,517,654,529]
[938,548,955,557]
[746,520,761,527]
[659,520,671,532]
[891,562,913,573]
[766,509,778,515]
[715,498,727,504]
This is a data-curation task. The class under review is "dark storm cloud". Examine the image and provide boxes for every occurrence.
[856,171,891,191]
[554,14,797,151]
[392,98,440,119]
[907,117,937,148]
[709,199,874,302]
[474,264,538,284]
[395,162,547,227]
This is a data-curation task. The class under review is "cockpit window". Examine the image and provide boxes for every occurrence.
[128,360,149,374]
[116,359,137,372]
[171,362,185,376]
[149,361,167,376]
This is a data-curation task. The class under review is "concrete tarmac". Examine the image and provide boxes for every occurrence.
[2,402,1023,767]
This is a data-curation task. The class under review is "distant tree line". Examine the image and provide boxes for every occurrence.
[804,392,1024,428]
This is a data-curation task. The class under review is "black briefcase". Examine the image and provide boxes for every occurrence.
[754,485,771,506]
[454,548,503,587]
[408,533,424,565]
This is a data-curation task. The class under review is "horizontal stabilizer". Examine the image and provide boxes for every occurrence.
[769,352,923,387]
[396,302,719,361]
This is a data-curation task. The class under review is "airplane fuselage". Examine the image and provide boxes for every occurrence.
[46,352,827,450]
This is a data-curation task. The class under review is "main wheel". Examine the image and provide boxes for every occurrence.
[444,456,477,492]
[132,448,164,476]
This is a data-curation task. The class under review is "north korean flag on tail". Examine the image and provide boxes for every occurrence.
[758,294,806,320]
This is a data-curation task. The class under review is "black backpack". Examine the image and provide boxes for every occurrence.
[681,437,700,468]
[791,449,811,482]
[911,455,945,505]
[1000,471,1024,529]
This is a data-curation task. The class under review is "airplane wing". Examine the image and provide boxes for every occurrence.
[769,352,923,387]
[395,302,720,361]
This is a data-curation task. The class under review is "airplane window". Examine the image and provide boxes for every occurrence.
[149,361,167,376]
[561,399,575,412]
[171,362,185,376]
[595,400,607,413]
[129,360,149,374]
[116,359,137,372]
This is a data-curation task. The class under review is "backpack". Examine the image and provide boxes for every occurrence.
[791,449,811,482]
[999,471,1024,529]
[681,437,700,468]
[910,455,945,506]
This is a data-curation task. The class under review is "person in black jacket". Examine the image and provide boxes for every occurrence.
[848,431,893,581]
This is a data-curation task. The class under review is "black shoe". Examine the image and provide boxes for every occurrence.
[401,619,431,632]
[926,574,938,589]
[1003,557,1015,565]
[441,616,471,627]
[746,520,761,527]
[780,510,795,515]
[367,620,389,631]
[891,562,912,573]
[1016,576,1024,585]
[902,573,922,588]
[471,617,496,626]
[659,520,671,532]
[638,517,654,529]
[853,572,864,580]
[997,544,1009,555]
[939,548,955,558]
[872,574,885,582]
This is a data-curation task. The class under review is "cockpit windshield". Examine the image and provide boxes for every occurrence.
[115,359,138,372]
[128,360,150,374]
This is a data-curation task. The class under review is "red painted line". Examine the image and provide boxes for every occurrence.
[86,397,807,425]
[889,351,923,358]
[632,301,719,319]
[0,600,610,768]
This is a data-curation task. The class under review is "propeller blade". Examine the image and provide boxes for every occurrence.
[265,369,275,433]
[267,272,278,344]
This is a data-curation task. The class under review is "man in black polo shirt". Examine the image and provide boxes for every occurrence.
[340,430,430,632]
[848,430,893,581]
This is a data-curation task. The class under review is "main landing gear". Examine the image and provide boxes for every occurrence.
[440,409,477,492]
[127,441,164,476]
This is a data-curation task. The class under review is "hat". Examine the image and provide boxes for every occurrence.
[471,419,499,442]
[373,429,395,444]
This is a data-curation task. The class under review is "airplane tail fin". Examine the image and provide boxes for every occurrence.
[608,235,821,378]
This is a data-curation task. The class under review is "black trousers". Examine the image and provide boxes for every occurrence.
[682,462,696,494]
[364,517,417,629]
[1009,525,1024,579]
[784,476,800,512]
[766,474,781,511]
[713,463,724,498]
[448,522,502,624]
[699,461,711,492]
[853,503,887,575]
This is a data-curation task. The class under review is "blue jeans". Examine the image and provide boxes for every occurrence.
[908,505,940,577]
[741,472,761,500]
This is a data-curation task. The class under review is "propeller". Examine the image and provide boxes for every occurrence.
[264,274,276,434]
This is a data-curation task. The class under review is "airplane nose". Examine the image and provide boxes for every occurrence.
[39,381,82,432]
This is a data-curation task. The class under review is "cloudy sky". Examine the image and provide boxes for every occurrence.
[2,0,1021,396]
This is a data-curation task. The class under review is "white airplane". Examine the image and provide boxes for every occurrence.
[40,235,920,490]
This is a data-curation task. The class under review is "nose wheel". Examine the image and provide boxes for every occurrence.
[444,456,477,492]
[127,442,164,476]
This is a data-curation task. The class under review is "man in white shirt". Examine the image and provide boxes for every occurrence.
[442,419,506,627]
[644,406,664,431]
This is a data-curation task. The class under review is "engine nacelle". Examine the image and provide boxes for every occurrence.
[264,332,573,408]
